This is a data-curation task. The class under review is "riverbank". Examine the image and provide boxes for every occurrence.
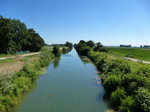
[75,41,150,112]
[0,46,72,112]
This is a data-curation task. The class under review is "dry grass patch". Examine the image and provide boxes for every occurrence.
[0,54,39,74]
[0,60,24,74]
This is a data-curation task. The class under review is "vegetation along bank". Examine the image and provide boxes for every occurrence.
[0,44,73,112]
[0,16,73,112]
[75,40,150,112]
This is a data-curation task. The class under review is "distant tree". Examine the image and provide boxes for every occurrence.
[78,40,86,45]
[79,45,91,56]
[93,42,108,52]
[76,40,86,50]
[65,41,73,49]
[96,42,103,47]
[86,40,95,48]
[52,46,60,56]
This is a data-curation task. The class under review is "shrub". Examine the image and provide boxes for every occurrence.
[121,73,146,95]
[110,87,126,110]
[144,77,150,91]
[119,96,136,112]
[104,59,131,75]
[52,46,60,56]
[136,65,150,77]
[93,46,108,52]
[79,45,91,56]
[13,77,31,96]
[135,88,150,112]
[62,48,67,53]
[103,75,122,93]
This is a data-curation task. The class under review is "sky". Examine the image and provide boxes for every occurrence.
[0,0,150,46]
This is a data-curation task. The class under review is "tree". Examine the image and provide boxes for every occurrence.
[79,45,91,56]
[21,29,44,52]
[0,16,44,54]
[52,46,60,56]
[93,42,108,52]
[65,41,73,50]
[0,17,27,53]
[86,40,95,48]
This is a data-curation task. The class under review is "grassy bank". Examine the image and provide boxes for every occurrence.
[107,47,150,61]
[0,46,72,112]
[75,41,150,112]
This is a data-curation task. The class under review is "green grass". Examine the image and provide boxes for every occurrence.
[0,58,15,64]
[107,47,150,61]
[0,54,15,57]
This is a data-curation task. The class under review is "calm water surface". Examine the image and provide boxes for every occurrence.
[16,49,108,112]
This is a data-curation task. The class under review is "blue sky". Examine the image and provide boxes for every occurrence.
[1,0,150,46]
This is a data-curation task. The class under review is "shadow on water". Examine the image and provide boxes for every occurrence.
[80,56,91,65]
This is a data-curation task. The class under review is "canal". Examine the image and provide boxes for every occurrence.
[16,49,108,112]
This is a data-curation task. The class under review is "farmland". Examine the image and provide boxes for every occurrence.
[107,47,150,61]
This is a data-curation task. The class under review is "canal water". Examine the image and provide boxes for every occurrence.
[16,49,108,112]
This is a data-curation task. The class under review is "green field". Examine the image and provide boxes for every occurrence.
[107,47,150,61]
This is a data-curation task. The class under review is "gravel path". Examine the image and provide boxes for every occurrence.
[124,57,150,64]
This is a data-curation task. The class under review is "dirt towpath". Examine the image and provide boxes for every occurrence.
[0,52,40,60]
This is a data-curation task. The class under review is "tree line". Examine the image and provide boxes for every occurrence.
[0,16,44,54]
[52,41,73,56]
[74,40,108,56]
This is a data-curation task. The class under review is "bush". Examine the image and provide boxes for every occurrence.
[52,46,60,56]
[93,46,108,52]
[13,77,31,96]
[119,96,136,112]
[103,75,122,93]
[121,73,146,95]
[104,59,131,75]
[62,48,67,53]
[136,66,150,77]
[135,88,150,112]
[79,45,91,56]
[110,87,126,110]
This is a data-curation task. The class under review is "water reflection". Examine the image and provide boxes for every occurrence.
[53,57,61,68]
[80,56,91,64]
